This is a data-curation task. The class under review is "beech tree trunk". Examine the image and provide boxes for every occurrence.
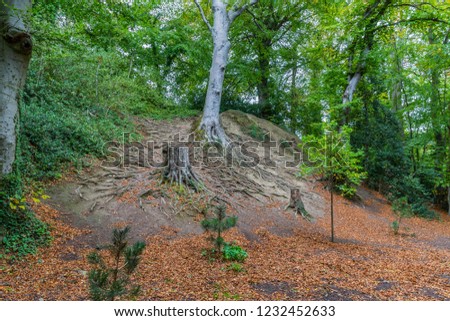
[0,0,32,175]
[196,0,257,145]
[200,1,231,145]
[342,0,392,124]
[342,72,362,105]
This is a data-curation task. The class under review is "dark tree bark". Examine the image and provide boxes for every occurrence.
[163,142,202,191]
[257,38,271,119]
[286,188,312,221]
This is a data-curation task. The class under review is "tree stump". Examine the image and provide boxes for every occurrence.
[163,143,202,191]
[286,188,313,221]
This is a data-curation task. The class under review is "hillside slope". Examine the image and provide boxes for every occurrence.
[1,111,449,301]
[47,110,324,244]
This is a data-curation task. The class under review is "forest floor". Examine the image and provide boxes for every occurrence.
[1,111,449,301]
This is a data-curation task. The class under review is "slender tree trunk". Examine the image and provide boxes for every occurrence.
[257,38,271,119]
[343,72,362,105]
[447,92,450,216]
[329,145,335,243]
[447,185,450,216]
[0,0,32,175]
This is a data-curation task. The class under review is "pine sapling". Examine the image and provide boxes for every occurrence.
[201,205,237,255]
[87,226,146,300]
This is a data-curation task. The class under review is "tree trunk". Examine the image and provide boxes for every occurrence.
[341,0,392,124]
[0,0,32,175]
[257,38,271,119]
[428,28,446,168]
[197,0,257,145]
[342,72,362,106]
[199,0,231,146]
[341,72,362,125]
[448,186,450,216]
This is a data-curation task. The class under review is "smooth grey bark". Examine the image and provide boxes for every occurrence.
[0,0,32,175]
[341,0,392,123]
[341,70,362,125]
[342,72,362,105]
[195,0,257,145]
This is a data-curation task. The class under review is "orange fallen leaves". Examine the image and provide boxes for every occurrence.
[1,185,449,301]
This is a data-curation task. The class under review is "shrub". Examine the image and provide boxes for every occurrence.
[201,205,237,254]
[351,102,438,219]
[87,226,145,301]
[222,243,248,262]
[391,197,413,235]
[0,173,51,259]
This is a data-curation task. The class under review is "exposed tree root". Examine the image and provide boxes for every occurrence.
[162,143,203,191]
[200,115,230,146]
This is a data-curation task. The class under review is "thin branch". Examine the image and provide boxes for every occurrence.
[193,0,213,34]
[372,17,450,33]
[443,27,450,45]
[228,0,258,23]
[245,8,264,32]
[392,2,446,13]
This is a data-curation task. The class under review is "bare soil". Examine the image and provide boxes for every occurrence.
[47,110,324,246]
[2,111,449,301]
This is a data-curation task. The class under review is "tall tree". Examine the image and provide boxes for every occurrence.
[243,0,308,120]
[195,0,257,145]
[0,0,32,175]
[342,0,393,123]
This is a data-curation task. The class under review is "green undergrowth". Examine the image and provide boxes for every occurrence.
[1,49,199,258]
[0,173,51,260]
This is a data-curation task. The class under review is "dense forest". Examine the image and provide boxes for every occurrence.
[1,0,450,302]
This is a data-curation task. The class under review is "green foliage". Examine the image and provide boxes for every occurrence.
[19,53,138,180]
[300,123,366,198]
[226,262,245,273]
[201,205,238,255]
[391,197,414,235]
[0,173,51,259]
[245,123,268,141]
[88,226,145,301]
[352,102,438,219]
[222,243,248,263]
[352,103,407,191]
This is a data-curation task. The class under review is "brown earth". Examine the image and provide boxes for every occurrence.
[1,111,449,301]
